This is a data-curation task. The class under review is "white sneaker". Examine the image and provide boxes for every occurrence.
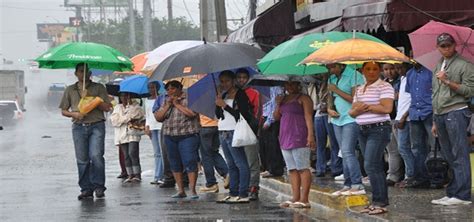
[334,174,345,181]
[431,196,450,205]
[439,197,472,206]
[341,189,366,196]
[331,188,350,196]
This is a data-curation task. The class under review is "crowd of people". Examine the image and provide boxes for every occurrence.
[60,33,473,215]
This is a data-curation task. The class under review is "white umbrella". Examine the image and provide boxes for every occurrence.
[142,40,204,73]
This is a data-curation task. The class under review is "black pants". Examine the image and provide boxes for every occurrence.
[259,120,285,176]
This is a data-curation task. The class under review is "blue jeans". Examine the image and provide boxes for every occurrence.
[359,124,392,207]
[219,131,250,198]
[409,115,433,181]
[397,122,414,178]
[200,127,228,187]
[151,130,164,181]
[72,121,106,192]
[434,109,472,201]
[164,134,200,173]
[314,115,342,175]
[333,122,363,189]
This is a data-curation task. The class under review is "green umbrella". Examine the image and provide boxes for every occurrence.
[257,31,386,75]
[35,42,133,72]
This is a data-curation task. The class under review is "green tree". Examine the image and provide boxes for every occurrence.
[83,14,200,57]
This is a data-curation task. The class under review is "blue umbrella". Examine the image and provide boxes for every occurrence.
[187,67,259,118]
[119,75,150,97]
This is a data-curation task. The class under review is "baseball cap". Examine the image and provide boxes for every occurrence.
[437,33,455,45]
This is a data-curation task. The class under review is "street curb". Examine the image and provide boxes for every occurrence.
[260,177,387,222]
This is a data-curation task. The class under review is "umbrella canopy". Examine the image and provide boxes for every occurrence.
[149,42,265,81]
[119,75,150,98]
[131,52,148,72]
[105,78,123,96]
[409,20,474,70]
[113,52,149,75]
[187,67,258,118]
[301,38,411,65]
[35,42,133,71]
[143,40,204,74]
[257,31,385,75]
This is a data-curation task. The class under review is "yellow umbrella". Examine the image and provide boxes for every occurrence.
[301,38,411,65]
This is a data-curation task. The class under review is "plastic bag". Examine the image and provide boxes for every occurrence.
[78,96,104,115]
[232,114,258,147]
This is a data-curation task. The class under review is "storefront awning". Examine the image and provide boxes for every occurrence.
[342,1,389,32]
[226,0,295,52]
[341,0,474,32]
[293,18,343,38]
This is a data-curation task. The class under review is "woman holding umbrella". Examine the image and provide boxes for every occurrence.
[110,92,145,183]
[215,70,254,204]
[349,61,394,215]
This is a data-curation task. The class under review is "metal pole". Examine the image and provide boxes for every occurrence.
[75,6,82,42]
[143,0,153,51]
[200,0,208,41]
[214,0,227,42]
[128,0,136,55]
[249,0,257,20]
[167,0,173,22]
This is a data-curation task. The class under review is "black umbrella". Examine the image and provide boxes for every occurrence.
[149,42,265,81]
[248,74,317,87]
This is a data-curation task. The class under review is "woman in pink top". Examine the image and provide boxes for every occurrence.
[349,62,394,215]
[274,78,315,208]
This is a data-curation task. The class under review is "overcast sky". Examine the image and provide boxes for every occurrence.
[0,0,252,62]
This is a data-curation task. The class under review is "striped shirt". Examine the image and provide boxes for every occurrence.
[354,79,394,125]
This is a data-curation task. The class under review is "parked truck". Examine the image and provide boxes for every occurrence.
[0,70,27,109]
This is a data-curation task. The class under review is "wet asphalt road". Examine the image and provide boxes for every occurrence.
[0,70,333,222]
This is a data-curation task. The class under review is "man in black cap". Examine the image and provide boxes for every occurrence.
[431,33,474,206]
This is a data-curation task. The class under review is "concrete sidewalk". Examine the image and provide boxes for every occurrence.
[260,175,473,221]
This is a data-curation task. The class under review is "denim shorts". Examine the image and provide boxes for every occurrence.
[281,147,311,171]
[164,134,200,173]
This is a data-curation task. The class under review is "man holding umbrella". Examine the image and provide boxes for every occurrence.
[431,33,474,206]
[59,63,112,200]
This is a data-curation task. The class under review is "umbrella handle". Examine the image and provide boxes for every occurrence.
[211,74,218,95]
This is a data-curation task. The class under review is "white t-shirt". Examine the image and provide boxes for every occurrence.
[395,76,411,121]
[218,99,236,131]
[145,98,162,130]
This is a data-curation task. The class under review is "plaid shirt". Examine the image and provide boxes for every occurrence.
[160,93,200,136]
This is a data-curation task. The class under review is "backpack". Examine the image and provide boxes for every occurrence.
[425,138,450,189]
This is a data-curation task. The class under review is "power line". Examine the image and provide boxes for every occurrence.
[182,0,197,26]
[1,5,69,12]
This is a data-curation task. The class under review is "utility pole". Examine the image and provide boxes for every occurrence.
[128,0,136,55]
[200,0,208,41]
[249,0,257,20]
[143,0,153,51]
[167,0,173,22]
[214,0,227,42]
[75,6,82,42]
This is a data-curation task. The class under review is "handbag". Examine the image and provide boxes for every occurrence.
[127,119,146,136]
[232,114,258,147]
[426,138,450,189]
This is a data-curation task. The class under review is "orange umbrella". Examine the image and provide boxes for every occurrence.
[301,38,411,65]
[114,52,148,75]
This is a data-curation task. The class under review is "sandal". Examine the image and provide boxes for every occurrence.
[216,196,234,203]
[279,201,294,208]
[359,205,375,214]
[171,193,187,198]
[290,202,311,208]
[368,207,388,215]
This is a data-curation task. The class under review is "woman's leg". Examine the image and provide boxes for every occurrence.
[120,143,132,176]
[288,170,301,202]
[129,141,141,178]
[164,135,185,195]
[118,146,127,177]
[179,134,200,196]
[299,169,312,203]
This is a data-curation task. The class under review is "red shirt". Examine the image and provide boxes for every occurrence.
[245,87,260,118]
